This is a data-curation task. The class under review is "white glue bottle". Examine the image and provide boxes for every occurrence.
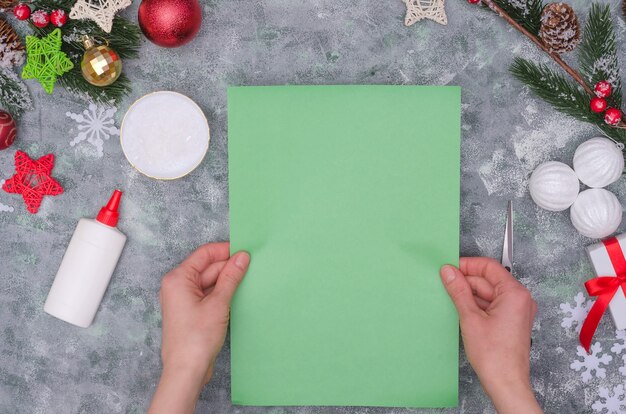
[44,190,127,328]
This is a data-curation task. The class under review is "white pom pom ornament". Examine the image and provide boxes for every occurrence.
[573,137,624,188]
[570,189,622,239]
[529,161,579,211]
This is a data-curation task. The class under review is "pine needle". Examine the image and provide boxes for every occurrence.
[510,57,626,143]
[29,0,141,104]
[490,0,544,36]
[0,67,33,118]
[578,3,622,106]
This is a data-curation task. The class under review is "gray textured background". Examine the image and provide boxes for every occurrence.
[1,0,626,413]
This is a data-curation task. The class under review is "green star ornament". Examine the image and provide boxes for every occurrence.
[21,29,74,94]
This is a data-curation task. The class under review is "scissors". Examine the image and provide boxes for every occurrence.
[501,200,513,273]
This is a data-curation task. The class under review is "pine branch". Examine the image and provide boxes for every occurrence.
[578,3,622,107]
[31,0,75,9]
[510,58,592,121]
[511,57,626,143]
[0,67,33,118]
[482,0,593,95]
[490,0,543,36]
[47,16,142,60]
[28,0,141,104]
[30,0,141,58]
[59,69,132,105]
[479,1,626,130]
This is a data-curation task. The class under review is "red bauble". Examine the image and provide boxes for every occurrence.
[31,10,50,28]
[594,80,612,98]
[50,9,67,27]
[590,97,607,113]
[138,0,202,48]
[0,111,16,150]
[467,0,481,4]
[13,3,31,20]
[605,108,622,126]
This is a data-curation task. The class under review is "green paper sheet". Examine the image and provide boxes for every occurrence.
[228,85,461,408]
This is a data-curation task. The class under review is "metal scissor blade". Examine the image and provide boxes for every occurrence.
[502,200,513,272]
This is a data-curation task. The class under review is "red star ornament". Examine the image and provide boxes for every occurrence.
[2,150,63,213]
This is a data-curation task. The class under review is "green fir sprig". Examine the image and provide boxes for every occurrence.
[510,57,626,142]
[578,3,621,107]
[0,67,33,118]
[29,0,141,105]
[510,58,592,122]
[490,0,543,35]
[476,1,626,143]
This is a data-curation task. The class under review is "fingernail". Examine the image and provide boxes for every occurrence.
[234,252,250,269]
[441,265,456,283]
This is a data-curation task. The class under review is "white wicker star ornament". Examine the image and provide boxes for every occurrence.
[403,0,447,26]
[69,0,132,33]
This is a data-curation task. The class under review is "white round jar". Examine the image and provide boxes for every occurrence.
[120,91,210,180]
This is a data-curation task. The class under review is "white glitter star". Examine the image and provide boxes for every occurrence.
[69,0,132,33]
[403,0,447,26]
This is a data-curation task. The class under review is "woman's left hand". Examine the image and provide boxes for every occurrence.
[148,242,250,414]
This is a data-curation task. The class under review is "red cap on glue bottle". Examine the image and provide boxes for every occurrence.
[96,190,122,227]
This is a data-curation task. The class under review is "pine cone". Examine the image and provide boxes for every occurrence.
[539,2,581,54]
[0,16,25,68]
[0,0,18,9]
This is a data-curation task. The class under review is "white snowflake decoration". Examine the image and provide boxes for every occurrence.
[69,0,132,33]
[560,291,592,332]
[571,342,613,383]
[619,355,626,377]
[592,384,626,413]
[403,0,447,26]
[66,103,119,157]
[612,331,626,356]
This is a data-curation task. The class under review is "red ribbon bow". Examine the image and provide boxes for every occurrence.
[580,237,626,353]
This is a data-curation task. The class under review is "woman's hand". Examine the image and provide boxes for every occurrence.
[440,258,542,414]
[148,242,250,414]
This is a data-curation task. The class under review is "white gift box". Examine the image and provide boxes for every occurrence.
[586,233,626,330]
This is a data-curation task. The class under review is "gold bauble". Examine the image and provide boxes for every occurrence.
[80,36,122,87]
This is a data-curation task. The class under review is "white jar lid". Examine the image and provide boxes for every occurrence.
[120,91,210,180]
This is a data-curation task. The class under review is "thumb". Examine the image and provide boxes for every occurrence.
[211,251,250,305]
[440,265,481,319]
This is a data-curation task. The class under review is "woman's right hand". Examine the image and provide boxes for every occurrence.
[439,257,542,414]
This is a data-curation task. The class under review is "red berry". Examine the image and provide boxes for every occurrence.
[13,3,31,20]
[595,80,612,98]
[50,9,67,27]
[605,108,622,126]
[467,0,481,3]
[31,10,50,28]
[590,97,607,113]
